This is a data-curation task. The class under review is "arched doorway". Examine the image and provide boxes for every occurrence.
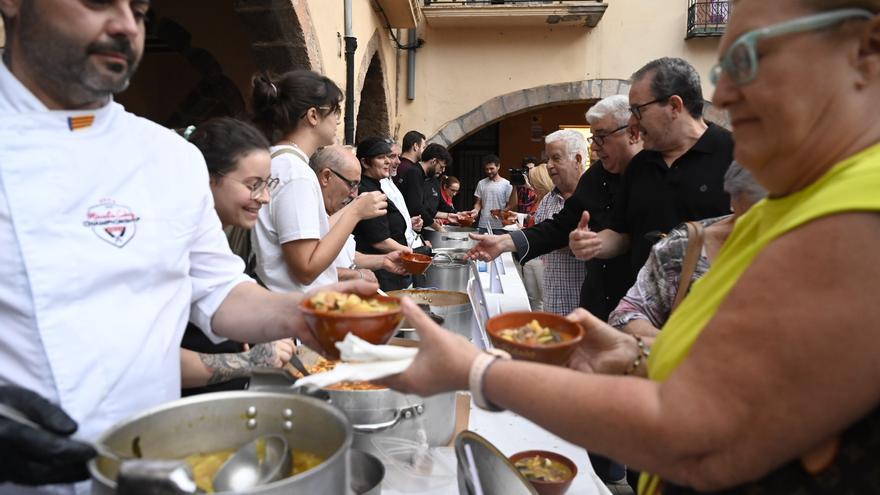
[355,53,391,143]
[117,0,313,127]
[434,79,730,210]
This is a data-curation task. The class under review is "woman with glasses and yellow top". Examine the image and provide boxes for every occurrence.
[249,70,388,294]
[382,1,880,493]
[179,117,296,395]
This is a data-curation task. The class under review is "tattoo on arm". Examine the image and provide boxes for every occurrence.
[200,344,278,386]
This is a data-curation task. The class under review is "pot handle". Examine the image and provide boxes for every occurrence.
[352,404,425,434]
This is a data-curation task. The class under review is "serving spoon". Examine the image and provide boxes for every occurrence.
[212,434,292,492]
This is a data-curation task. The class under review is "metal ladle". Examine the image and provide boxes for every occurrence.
[212,434,292,492]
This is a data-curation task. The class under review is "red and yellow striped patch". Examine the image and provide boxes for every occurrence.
[68,115,95,131]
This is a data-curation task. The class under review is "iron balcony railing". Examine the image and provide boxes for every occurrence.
[686,0,729,39]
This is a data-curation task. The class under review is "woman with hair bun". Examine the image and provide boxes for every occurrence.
[249,70,388,294]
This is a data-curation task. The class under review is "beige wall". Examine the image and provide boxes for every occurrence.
[303,0,724,143]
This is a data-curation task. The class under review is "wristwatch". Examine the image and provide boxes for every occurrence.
[468,348,512,412]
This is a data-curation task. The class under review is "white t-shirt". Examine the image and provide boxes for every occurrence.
[252,145,338,292]
[475,177,513,230]
[334,234,357,269]
[0,62,251,495]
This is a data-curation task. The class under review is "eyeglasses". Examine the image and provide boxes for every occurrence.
[709,8,873,87]
[301,105,342,119]
[218,173,279,199]
[590,125,629,147]
[328,168,360,191]
[629,98,669,120]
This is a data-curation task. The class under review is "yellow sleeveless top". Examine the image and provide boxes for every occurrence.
[639,143,880,495]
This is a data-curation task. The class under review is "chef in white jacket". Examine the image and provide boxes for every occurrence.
[0,2,370,493]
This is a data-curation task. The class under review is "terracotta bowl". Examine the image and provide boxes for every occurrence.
[457,215,475,227]
[501,211,519,226]
[490,208,503,219]
[299,293,403,359]
[486,311,584,366]
[509,450,578,495]
[400,252,433,275]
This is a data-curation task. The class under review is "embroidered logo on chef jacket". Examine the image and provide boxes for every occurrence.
[68,115,95,131]
[82,199,140,247]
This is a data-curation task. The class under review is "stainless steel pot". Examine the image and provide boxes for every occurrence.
[89,391,352,494]
[422,226,477,250]
[421,255,473,293]
[328,388,456,462]
[350,449,384,495]
[388,289,473,339]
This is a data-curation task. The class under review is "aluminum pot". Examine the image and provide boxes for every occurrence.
[350,449,384,495]
[422,226,477,250]
[89,391,352,494]
[421,255,473,293]
[388,289,473,339]
[328,388,456,462]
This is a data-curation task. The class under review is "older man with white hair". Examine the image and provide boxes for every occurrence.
[533,129,590,315]
[468,94,642,321]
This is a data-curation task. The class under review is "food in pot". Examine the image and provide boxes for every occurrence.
[291,357,387,391]
[514,454,573,483]
[498,320,570,346]
[185,446,324,493]
[308,291,398,314]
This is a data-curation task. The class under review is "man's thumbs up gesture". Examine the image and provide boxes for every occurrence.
[569,211,602,260]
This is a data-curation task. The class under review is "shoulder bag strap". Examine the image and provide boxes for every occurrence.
[671,221,705,313]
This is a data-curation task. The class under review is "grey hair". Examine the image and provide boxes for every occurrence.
[585,95,631,128]
[631,57,704,118]
[545,129,588,161]
[309,145,350,174]
[723,161,767,202]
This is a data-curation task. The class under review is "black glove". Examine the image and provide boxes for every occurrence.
[0,385,97,485]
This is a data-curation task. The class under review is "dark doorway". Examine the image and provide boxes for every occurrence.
[355,54,390,143]
[447,123,499,212]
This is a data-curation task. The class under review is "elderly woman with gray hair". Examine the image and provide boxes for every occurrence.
[608,162,767,340]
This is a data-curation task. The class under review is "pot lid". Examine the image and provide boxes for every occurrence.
[454,431,537,495]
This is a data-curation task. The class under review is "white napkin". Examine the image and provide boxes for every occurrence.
[294,334,417,389]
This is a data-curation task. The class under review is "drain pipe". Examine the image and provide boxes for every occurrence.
[344,0,357,145]
[406,28,417,100]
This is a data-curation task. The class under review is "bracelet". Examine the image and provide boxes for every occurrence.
[468,349,511,411]
[624,335,650,376]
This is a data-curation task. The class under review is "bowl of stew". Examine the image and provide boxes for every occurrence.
[509,450,577,495]
[299,291,403,358]
[457,213,475,227]
[399,252,433,275]
[486,312,584,366]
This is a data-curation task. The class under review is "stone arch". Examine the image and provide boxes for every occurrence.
[354,30,393,143]
[233,0,322,74]
[429,79,729,146]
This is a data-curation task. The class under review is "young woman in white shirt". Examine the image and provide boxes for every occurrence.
[250,71,387,293]
[179,117,296,394]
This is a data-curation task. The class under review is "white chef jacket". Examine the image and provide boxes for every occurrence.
[0,63,251,494]
[380,177,422,248]
[252,145,338,293]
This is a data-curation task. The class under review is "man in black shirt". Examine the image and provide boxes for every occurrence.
[570,58,734,277]
[395,130,425,189]
[467,95,641,322]
[397,143,454,231]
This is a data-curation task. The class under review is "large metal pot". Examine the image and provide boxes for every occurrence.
[421,254,473,293]
[388,289,473,339]
[328,389,456,462]
[422,226,477,250]
[89,391,352,494]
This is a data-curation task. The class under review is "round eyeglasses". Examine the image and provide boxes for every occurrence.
[709,8,873,87]
[218,173,279,199]
[590,125,629,147]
